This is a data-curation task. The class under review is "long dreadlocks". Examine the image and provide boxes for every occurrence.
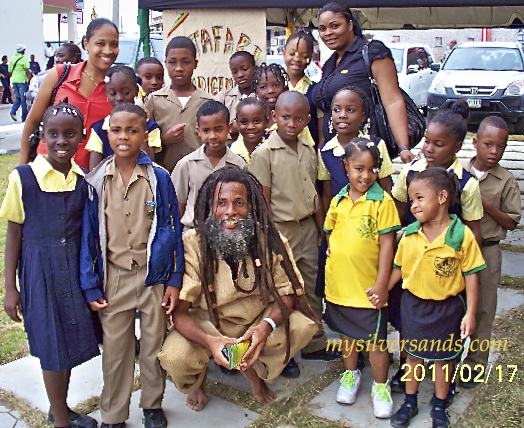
[194,167,321,363]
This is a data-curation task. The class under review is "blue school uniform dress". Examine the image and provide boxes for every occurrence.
[2,159,100,371]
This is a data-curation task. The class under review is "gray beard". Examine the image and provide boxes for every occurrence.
[204,213,255,263]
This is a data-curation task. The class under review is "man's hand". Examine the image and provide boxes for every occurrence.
[237,321,272,371]
[162,286,180,315]
[4,288,23,322]
[400,149,415,163]
[162,123,186,145]
[206,335,239,369]
[89,297,108,312]
[460,312,476,339]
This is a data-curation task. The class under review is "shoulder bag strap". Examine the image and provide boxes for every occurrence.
[361,43,373,81]
[49,63,71,106]
[9,57,22,76]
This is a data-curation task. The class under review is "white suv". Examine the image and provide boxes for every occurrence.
[385,43,437,111]
[427,41,524,134]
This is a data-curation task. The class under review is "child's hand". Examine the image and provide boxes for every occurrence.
[89,297,108,312]
[460,313,476,339]
[326,245,330,258]
[163,123,186,145]
[4,289,23,322]
[366,285,388,309]
[162,286,180,315]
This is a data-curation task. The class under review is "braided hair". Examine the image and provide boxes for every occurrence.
[42,100,84,131]
[342,136,382,173]
[194,167,321,363]
[410,167,461,207]
[429,99,469,144]
[251,62,289,94]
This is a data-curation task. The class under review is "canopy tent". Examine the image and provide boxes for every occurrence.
[137,0,524,29]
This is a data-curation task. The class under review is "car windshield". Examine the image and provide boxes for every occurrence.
[151,38,164,62]
[389,48,404,73]
[115,40,137,65]
[443,47,524,71]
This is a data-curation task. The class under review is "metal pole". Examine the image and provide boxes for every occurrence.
[113,0,119,30]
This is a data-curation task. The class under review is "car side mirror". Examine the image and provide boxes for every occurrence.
[407,65,419,74]
[430,62,441,72]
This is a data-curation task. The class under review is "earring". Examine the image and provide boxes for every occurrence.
[86,50,89,54]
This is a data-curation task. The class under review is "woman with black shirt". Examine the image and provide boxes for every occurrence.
[312,2,413,163]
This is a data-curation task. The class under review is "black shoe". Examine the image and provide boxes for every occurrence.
[100,424,125,428]
[142,409,167,428]
[219,364,239,375]
[459,369,482,388]
[48,408,98,428]
[301,348,342,361]
[390,366,406,393]
[357,351,365,370]
[390,402,418,428]
[389,352,394,366]
[430,406,450,428]
[446,382,457,407]
[281,358,300,378]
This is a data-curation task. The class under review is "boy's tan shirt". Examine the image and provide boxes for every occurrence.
[463,158,521,241]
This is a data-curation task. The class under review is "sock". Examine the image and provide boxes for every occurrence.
[432,395,448,419]
[405,392,418,406]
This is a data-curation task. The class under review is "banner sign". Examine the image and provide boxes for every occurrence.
[163,8,266,95]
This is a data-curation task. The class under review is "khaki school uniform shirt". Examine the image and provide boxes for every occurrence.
[104,160,154,270]
[145,86,214,172]
[249,131,319,223]
[171,145,247,228]
[215,86,254,121]
[463,158,521,242]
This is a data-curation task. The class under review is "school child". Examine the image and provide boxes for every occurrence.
[388,168,485,428]
[283,30,323,148]
[323,137,401,417]
[249,91,337,364]
[85,65,161,170]
[1,102,99,428]
[145,36,214,172]
[136,57,165,99]
[389,101,483,393]
[230,97,268,164]
[216,51,257,141]
[80,103,184,428]
[172,100,247,230]
[461,116,521,386]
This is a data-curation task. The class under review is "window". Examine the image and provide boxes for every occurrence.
[468,37,475,42]
[392,36,400,43]
[435,37,443,47]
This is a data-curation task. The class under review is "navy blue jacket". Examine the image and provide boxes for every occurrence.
[79,152,184,303]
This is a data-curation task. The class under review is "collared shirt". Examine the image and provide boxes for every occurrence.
[85,115,162,155]
[171,145,247,228]
[8,53,29,83]
[145,86,214,172]
[249,131,319,223]
[265,122,316,149]
[463,158,521,241]
[394,215,486,300]
[392,156,483,222]
[324,181,401,308]
[229,136,265,164]
[289,74,324,119]
[215,85,254,121]
[0,155,85,224]
[104,160,154,270]
[318,135,395,182]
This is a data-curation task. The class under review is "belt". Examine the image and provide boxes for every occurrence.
[482,240,499,247]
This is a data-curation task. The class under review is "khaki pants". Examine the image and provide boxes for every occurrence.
[275,216,326,353]
[99,262,167,424]
[158,307,317,394]
[465,244,501,368]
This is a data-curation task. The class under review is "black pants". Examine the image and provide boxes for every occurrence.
[1,80,12,103]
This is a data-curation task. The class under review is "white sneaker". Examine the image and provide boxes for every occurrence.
[371,381,394,418]
[336,369,361,404]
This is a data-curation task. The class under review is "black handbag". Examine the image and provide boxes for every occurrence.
[28,63,71,162]
[362,43,426,159]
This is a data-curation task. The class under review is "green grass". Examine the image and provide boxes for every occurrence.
[500,275,524,289]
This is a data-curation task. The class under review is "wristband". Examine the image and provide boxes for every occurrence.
[262,317,276,336]
[399,145,410,152]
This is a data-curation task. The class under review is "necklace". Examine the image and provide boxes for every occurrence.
[83,69,100,85]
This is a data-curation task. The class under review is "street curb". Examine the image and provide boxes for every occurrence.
[0,104,12,110]
[0,148,20,155]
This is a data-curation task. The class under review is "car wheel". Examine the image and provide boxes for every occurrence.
[515,116,524,135]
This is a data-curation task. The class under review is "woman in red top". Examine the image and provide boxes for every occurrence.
[20,18,119,169]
